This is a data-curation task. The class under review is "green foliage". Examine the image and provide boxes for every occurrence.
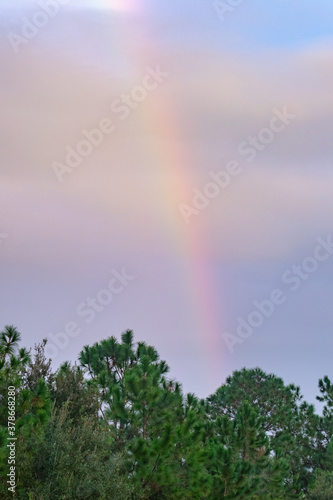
[207,367,327,496]
[1,325,333,499]
[0,327,51,498]
[308,470,333,499]
[22,339,54,392]
[205,400,289,499]
[79,330,210,499]
[51,361,99,421]
[16,405,134,500]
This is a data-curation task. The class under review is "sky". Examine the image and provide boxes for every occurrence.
[1,0,333,406]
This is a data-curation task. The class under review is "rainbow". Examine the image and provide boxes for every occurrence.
[142,99,227,390]
[106,5,228,389]
[74,1,228,389]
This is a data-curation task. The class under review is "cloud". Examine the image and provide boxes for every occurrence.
[1,6,333,274]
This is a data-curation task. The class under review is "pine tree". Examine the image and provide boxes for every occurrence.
[206,368,315,496]
[79,330,209,499]
[0,326,51,498]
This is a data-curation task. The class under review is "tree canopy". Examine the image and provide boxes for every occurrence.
[0,325,332,499]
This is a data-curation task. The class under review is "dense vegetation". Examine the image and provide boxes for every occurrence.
[1,325,333,499]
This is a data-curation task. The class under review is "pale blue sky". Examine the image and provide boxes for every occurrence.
[1,1,333,405]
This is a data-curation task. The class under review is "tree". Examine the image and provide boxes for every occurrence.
[16,405,134,500]
[51,361,99,422]
[206,367,322,496]
[205,400,288,499]
[0,326,51,498]
[308,470,333,500]
[79,330,210,499]
[22,338,55,392]
[1,326,331,498]
[0,325,23,361]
